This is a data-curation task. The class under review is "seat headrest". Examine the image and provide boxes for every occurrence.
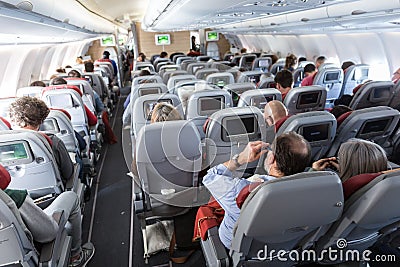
[0,117,11,129]
[336,111,352,127]
[50,108,72,120]
[0,164,11,190]
[43,85,82,97]
[342,172,382,200]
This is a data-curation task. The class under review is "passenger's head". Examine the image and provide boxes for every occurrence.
[264,100,288,127]
[298,57,307,63]
[138,53,146,62]
[330,105,352,119]
[338,139,387,182]
[334,94,353,107]
[139,69,151,76]
[50,77,67,85]
[304,63,316,75]
[274,69,293,90]
[0,164,11,190]
[30,80,46,87]
[392,67,400,83]
[76,56,83,64]
[240,48,247,54]
[341,61,355,71]
[103,50,110,59]
[284,54,297,70]
[160,51,168,58]
[9,96,49,130]
[150,103,182,123]
[56,67,65,73]
[84,61,95,72]
[68,70,81,78]
[265,132,311,177]
[315,56,326,68]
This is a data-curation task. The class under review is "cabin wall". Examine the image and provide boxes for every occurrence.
[236,32,400,80]
[135,23,191,57]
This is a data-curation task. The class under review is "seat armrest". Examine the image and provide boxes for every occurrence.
[39,210,68,264]
[201,227,230,267]
[65,164,80,191]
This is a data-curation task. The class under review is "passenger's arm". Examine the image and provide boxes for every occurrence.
[52,135,75,184]
[19,196,58,243]
[311,157,338,171]
[223,141,269,172]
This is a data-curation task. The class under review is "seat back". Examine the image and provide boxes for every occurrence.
[349,81,394,110]
[186,90,233,138]
[16,86,44,98]
[388,80,400,110]
[326,106,400,157]
[195,68,219,80]
[205,107,266,170]
[158,64,181,78]
[41,88,88,135]
[239,54,257,71]
[224,83,257,106]
[277,111,337,160]
[167,74,197,92]
[293,67,304,87]
[231,56,241,67]
[211,62,232,71]
[187,62,207,75]
[258,77,276,89]
[231,171,343,267]
[237,70,264,85]
[82,72,108,99]
[172,53,185,63]
[252,57,271,72]
[237,89,282,110]
[132,74,163,86]
[134,62,155,72]
[206,72,235,88]
[270,62,285,75]
[316,170,400,263]
[130,83,168,110]
[0,190,38,266]
[197,55,211,62]
[313,67,344,105]
[341,64,370,96]
[136,120,202,208]
[162,70,188,85]
[131,93,184,137]
[41,110,78,153]
[283,86,327,115]
[0,130,63,198]
[178,59,196,69]
[153,58,170,68]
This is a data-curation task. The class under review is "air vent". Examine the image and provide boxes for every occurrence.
[301,18,310,22]
[16,1,33,11]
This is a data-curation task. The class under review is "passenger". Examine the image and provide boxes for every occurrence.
[30,80,46,87]
[341,61,355,72]
[298,56,307,63]
[311,139,388,199]
[102,50,117,76]
[56,67,66,74]
[68,69,82,78]
[274,69,293,100]
[284,53,297,72]
[240,48,247,54]
[315,56,326,69]
[330,105,352,119]
[160,51,168,58]
[263,100,289,132]
[392,67,400,83]
[300,63,317,87]
[131,103,182,177]
[202,132,311,248]
[8,97,74,187]
[137,52,146,62]
[0,165,95,267]
[49,77,98,127]
[334,94,353,107]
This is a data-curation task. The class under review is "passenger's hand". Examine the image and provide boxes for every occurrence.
[238,141,269,165]
[312,157,337,171]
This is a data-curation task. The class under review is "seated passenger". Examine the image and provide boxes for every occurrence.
[334,94,353,107]
[311,139,388,199]
[263,100,289,132]
[30,80,46,87]
[284,53,297,72]
[392,67,400,84]
[330,105,352,119]
[123,69,152,110]
[315,56,326,69]
[131,103,183,177]
[49,77,98,127]
[274,69,293,100]
[341,61,355,72]
[0,165,94,267]
[202,132,311,248]
[300,63,317,87]
[9,97,74,186]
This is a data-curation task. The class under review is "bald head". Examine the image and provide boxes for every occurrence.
[264,100,288,126]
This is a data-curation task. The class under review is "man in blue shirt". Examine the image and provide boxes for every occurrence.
[202,132,312,248]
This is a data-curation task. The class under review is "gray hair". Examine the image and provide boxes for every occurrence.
[338,138,387,182]
[150,102,182,123]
